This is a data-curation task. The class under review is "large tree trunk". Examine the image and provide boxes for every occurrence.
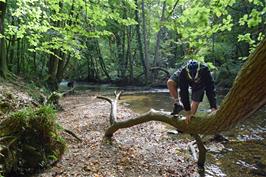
[0,1,8,78]
[100,37,266,137]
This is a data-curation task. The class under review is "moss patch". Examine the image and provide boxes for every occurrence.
[0,105,66,176]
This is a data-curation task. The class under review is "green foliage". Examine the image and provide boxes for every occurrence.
[0,105,66,176]
[2,0,266,85]
[215,61,242,88]
[164,0,265,64]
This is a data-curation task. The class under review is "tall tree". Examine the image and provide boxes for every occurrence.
[141,0,150,78]
[0,0,8,78]
[135,0,148,82]
[153,0,166,67]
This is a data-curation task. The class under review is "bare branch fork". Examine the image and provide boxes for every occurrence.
[97,91,208,166]
[97,90,122,124]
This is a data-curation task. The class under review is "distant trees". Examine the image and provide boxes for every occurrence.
[0,0,265,89]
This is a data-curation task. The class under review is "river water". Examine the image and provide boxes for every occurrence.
[60,82,266,177]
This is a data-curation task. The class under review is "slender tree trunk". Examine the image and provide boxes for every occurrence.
[6,38,9,64]
[47,1,64,90]
[87,54,93,81]
[47,53,59,91]
[16,39,21,75]
[55,0,75,83]
[115,32,123,78]
[32,52,37,75]
[21,38,26,74]
[153,1,166,67]
[56,53,66,83]
[0,1,8,78]
[40,54,46,77]
[121,28,128,79]
[126,26,133,82]
[121,6,127,79]
[141,0,150,78]
[95,40,112,81]
[135,0,148,82]
[9,36,16,70]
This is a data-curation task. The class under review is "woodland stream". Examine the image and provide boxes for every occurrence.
[60,82,266,177]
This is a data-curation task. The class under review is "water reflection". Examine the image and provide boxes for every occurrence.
[120,93,173,113]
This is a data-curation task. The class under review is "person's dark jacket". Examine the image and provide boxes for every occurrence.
[170,64,217,111]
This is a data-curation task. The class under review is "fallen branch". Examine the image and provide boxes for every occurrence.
[97,91,122,124]
[97,91,210,167]
[191,134,207,167]
[63,128,82,142]
[62,86,75,97]
[45,87,76,108]
[150,67,170,78]
[137,67,170,80]
[188,141,197,161]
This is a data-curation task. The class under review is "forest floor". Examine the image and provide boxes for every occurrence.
[36,92,200,177]
[1,81,265,177]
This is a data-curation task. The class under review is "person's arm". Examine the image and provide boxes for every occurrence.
[204,68,217,110]
[167,70,180,103]
[179,70,190,111]
[167,79,179,103]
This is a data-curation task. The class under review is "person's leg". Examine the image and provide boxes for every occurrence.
[191,101,200,115]
[191,89,204,115]
[167,79,184,115]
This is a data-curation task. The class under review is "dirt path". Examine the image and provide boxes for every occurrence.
[37,93,198,177]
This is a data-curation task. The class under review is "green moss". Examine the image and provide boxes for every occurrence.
[0,105,66,176]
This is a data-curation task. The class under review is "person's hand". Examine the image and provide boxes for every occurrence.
[185,110,193,124]
[208,108,217,115]
[211,108,217,112]
[171,100,183,115]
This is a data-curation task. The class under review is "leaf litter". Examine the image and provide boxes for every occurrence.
[36,93,199,177]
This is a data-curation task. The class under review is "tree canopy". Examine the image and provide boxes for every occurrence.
[0,0,264,88]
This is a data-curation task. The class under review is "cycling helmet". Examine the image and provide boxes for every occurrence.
[187,60,198,71]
